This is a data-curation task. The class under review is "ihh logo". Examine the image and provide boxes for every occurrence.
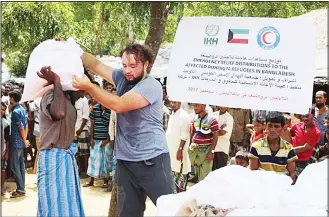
[204,24,219,46]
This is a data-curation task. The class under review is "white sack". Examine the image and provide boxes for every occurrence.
[226,207,327,216]
[280,159,328,210]
[21,37,84,102]
[156,166,292,216]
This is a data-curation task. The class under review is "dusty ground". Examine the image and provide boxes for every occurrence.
[1,168,157,216]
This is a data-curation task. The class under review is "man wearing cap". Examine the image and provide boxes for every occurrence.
[312,91,329,161]
[290,108,321,176]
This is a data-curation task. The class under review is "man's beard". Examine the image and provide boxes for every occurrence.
[316,103,325,109]
[126,73,144,85]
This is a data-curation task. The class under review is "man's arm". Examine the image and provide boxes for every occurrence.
[286,161,297,184]
[77,119,88,135]
[248,146,260,170]
[77,99,90,135]
[81,83,149,114]
[249,158,260,170]
[293,143,313,153]
[81,52,114,85]
[211,131,219,151]
[37,67,67,121]
[90,119,95,139]
[294,132,320,154]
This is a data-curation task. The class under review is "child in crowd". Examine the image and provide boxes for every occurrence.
[229,149,249,168]
[281,114,292,143]
[235,150,249,167]
[246,117,265,144]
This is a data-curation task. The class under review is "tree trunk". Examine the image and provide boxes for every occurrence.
[95,2,105,56]
[145,2,169,69]
[108,177,118,217]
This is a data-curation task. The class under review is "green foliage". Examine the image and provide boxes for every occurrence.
[1,1,327,77]
[1,2,74,77]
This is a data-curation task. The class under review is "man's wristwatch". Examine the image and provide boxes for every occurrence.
[211,149,215,154]
[178,147,183,151]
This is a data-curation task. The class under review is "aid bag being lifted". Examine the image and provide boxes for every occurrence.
[21,37,84,102]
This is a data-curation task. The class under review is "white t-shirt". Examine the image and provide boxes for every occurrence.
[1,117,9,156]
[29,98,41,136]
[213,111,234,154]
[75,97,90,133]
[166,108,191,174]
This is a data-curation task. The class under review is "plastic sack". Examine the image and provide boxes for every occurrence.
[226,208,327,217]
[21,37,84,102]
[156,166,292,216]
[279,159,328,210]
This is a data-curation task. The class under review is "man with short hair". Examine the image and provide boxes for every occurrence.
[188,103,219,182]
[312,91,329,161]
[212,106,234,170]
[166,100,191,192]
[83,81,112,189]
[249,112,297,184]
[291,108,321,176]
[8,90,29,198]
[228,108,250,157]
[74,90,90,176]
[73,43,174,217]
[29,99,41,174]
[37,66,85,216]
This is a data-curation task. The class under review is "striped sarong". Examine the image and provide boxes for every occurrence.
[87,140,112,179]
[37,143,85,217]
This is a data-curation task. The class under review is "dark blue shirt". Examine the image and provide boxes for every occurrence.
[10,104,27,149]
[89,104,111,140]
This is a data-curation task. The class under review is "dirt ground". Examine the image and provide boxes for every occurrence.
[1,168,157,216]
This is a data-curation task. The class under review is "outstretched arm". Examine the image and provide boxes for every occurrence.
[81,52,115,85]
[73,75,149,113]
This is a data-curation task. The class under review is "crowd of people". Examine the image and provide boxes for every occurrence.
[163,90,328,190]
[1,42,328,217]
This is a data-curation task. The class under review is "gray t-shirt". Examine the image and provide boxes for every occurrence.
[112,68,168,161]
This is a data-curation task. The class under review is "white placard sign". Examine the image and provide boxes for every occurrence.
[167,17,316,114]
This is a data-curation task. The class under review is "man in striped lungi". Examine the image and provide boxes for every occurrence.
[37,66,86,217]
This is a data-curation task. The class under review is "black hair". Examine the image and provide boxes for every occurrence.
[265,112,285,127]
[254,116,265,125]
[102,79,113,89]
[84,68,93,82]
[1,101,7,108]
[18,83,24,89]
[92,81,100,87]
[9,90,22,102]
[235,150,249,162]
[120,43,154,73]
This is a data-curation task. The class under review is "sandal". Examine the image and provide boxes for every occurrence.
[10,191,25,198]
[82,182,94,187]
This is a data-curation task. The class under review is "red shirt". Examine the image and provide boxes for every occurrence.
[291,122,321,161]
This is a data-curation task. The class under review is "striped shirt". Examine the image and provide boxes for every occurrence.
[192,113,219,145]
[89,104,111,140]
[249,137,298,174]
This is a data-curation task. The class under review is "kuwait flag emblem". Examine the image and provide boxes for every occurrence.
[227,29,249,44]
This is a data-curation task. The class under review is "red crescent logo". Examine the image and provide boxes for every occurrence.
[262,32,272,45]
